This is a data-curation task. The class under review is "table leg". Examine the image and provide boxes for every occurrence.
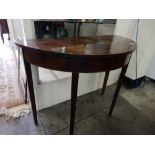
[101,70,110,95]
[23,60,38,125]
[108,64,128,116]
[70,72,79,135]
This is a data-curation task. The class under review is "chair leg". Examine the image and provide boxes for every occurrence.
[108,65,128,117]
[101,70,110,96]
[1,33,4,43]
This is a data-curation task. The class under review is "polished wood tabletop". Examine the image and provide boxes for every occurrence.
[16,35,136,72]
[16,35,135,55]
[15,35,136,134]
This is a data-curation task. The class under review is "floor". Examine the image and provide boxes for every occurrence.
[0,81,155,135]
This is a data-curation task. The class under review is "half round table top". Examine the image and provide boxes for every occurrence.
[16,35,136,57]
[15,35,136,73]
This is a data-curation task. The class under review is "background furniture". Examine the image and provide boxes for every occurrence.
[34,19,116,39]
[0,19,10,43]
[34,20,65,39]
[67,19,116,38]
[16,35,136,135]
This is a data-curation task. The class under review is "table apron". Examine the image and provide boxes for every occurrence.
[22,49,132,73]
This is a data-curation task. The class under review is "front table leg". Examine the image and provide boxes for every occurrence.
[23,60,38,125]
[108,64,128,116]
[70,72,79,135]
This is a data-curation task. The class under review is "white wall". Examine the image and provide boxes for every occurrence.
[10,19,25,40]
[114,19,138,79]
[65,23,97,37]
[7,19,27,77]
[7,20,15,41]
[8,19,35,41]
[97,23,115,36]
[22,19,35,40]
[136,20,155,79]
[65,22,115,37]
[146,51,155,79]
[115,19,155,80]
[7,19,26,57]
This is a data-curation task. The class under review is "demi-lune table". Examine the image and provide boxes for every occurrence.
[15,35,136,135]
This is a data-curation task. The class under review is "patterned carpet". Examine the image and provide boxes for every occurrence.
[0,41,24,108]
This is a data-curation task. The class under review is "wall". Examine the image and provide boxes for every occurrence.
[7,19,26,57]
[136,20,155,79]
[97,23,115,36]
[65,23,97,37]
[65,22,115,37]
[22,19,35,40]
[10,19,25,40]
[7,19,27,76]
[114,19,138,79]
[115,19,155,80]
[146,51,155,79]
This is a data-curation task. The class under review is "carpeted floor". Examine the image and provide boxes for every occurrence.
[0,39,24,108]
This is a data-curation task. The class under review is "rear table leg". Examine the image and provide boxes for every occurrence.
[101,70,110,96]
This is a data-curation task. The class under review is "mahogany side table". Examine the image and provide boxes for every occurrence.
[15,35,136,135]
